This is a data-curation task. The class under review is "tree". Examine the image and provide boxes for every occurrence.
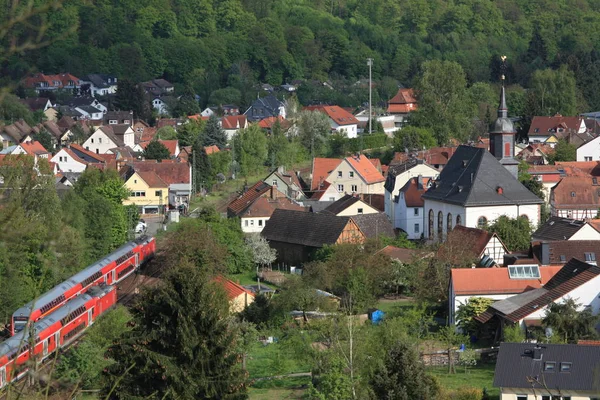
[177,119,205,147]
[410,60,475,145]
[487,216,532,252]
[114,78,152,121]
[370,339,439,399]
[191,140,214,193]
[232,125,268,177]
[208,87,242,107]
[296,110,331,158]
[542,298,599,343]
[143,140,171,161]
[529,66,577,117]
[456,297,494,336]
[308,355,354,400]
[267,119,293,168]
[503,324,525,343]
[32,128,54,152]
[392,126,436,152]
[103,263,248,399]
[203,114,227,149]
[548,139,577,163]
[245,233,276,267]
[436,325,468,374]
[156,126,178,140]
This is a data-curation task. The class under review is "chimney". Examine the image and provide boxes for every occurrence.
[417,174,423,188]
[270,185,276,199]
[540,242,550,265]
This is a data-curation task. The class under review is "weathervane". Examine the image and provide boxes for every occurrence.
[500,55,507,83]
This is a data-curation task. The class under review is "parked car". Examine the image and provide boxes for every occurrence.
[135,219,147,233]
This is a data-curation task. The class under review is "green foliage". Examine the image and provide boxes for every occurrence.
[177,120,205,147]
[208,87,242,106]
[529,65,577,117]
[458,349,478,374]
[502,324,525,343]
[114,78,152,121]
[370,339,440,400]
[203,114,227,149]
[487,215,532,252]
[0,94,34,125]
[192,140,214,192]
[103,263,248,399]
[156,126,178,140]
[518,160,545,199]
[208,150,232,176]
[143,140,171,161]
[296,110,331,158]
[548,138,577,163]
[233,124,268,177]
[456,297,494,336]
[411,60,475,145]
[542,298,600,343]
[33,128,54,152]
[308,356,353,400]
[393,126,437,152]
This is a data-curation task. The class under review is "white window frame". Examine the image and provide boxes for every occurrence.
[338,184,344,192]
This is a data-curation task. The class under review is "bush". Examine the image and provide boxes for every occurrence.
[439,387,483,400]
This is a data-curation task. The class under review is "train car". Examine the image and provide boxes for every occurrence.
[0,285,117,389]
[11,236,155,335]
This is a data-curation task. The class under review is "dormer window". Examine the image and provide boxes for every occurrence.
[585,252,596,262]
[560,362,572,372]
[544,362,556,372]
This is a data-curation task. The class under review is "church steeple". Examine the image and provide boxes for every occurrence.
[489,56,519,179]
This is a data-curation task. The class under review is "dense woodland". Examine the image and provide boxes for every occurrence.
[3,0,600,112]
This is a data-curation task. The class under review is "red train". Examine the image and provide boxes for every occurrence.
[11,235,155,336]
[0,284,117,388]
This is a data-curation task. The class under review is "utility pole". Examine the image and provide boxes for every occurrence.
[192,148,196,196]
[367,58,373,135]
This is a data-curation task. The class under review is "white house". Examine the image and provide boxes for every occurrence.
[310,181,342,202]
[395,176,430,239]
[305,105,359,138]
[384,159,439,230]
[322,194,379,216]
[75,106,103,120]
[448,265,561,326]
[51,148,88,173]
[82,125,134,154]
[577,135,600,161]
[324,155,386,195]
[422,146,543,242]
[80,74,118,97]
[528,115,587,145]
[264,167,306,201]
[477,259,600,329]
[532,216,600,242]
[152,97,170,115]
[221,115,248,141]
[200,107,215,117]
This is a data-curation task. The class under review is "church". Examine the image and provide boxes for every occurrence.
[422,85,543,242]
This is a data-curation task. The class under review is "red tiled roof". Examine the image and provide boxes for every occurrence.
[213,275,255,301]
[129,161,190,185]
[451,266,562,295]
[391,147,458,167]
[369,158,382,172]
[61,148,87,165]
[304,105,359,126]
[555,161,600,177]
[551,176,600,209]
[311,158,342,191]
[227,181,271,216]
[257,115,288,129]
[310,181,332,200]
[387,88,418,114]
[528,115,584,136]
[221,115,247,130]
[135,170,168,188]
[156,119,178,129]
[159,140,178,156]
[345,154,385,184]
[399,177,430,207]
[577,340,600,346]
[20,141,49,156]
[204,145,220,155]
[23,73,80,89]
[241,196,305,218]
[188,114,210,121]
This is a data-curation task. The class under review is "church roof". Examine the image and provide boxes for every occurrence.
[422,145,544,207]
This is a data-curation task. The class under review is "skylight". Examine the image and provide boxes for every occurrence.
[508,265,541,279]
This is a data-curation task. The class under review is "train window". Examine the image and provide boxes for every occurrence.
[41,294,66,314]
[60,305,87,326]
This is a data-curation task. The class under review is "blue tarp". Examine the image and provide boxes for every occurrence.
[371,309,385,325]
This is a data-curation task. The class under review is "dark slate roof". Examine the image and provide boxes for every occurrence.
[262,209,350,248]
[351,213,395,239]
[494,342,600,391]
[322,194,361,215]
[532,217,588,241]
[422,145,543,206]
[306,200,336,213]
[477,259,600,323]
[63,96,97,107]
[244,95,284,121]
[80,74,117,88]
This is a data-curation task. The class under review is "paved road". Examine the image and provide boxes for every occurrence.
[136,215,166,238]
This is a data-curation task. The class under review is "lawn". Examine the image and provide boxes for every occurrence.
[376,298,416,316]
[229,270,277,290]
[246,342,311,379]
[249,376,311,399]
[428,363,499,399]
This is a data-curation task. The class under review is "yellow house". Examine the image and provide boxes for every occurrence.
[326,154,386,195]
[213,276,255,313]
[122,169,169,214]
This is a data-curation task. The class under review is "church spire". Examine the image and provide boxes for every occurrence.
[498,55,508,119]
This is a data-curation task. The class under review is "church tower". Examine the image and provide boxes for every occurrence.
[489,58,519,179]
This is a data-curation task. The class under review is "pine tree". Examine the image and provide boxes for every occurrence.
[115,78,152,121]
[203,114,227,149]
[143,140,171,161]
[192,138,214,193]
[103,262,248,399]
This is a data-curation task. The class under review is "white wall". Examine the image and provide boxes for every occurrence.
[51,150,87,173]
[241,217,269,233]
[335,201,379,216]
[331,121,358,138]
[577,136,600,161]
[553,208,598,220]
[82,129,118,154]
[571,224,600,240]
[499,388,599,400]
[327,160,384,195]
[90,84,117,97]
[423,200,466,242]
[395,195,423,239]
[317,184,342,202]
[484,236,507,266]
[384,164,439,223]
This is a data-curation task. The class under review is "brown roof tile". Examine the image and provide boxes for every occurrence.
[311,158,342,191]
[227,181,271,216]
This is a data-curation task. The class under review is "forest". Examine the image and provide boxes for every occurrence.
[3,0,600,113]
